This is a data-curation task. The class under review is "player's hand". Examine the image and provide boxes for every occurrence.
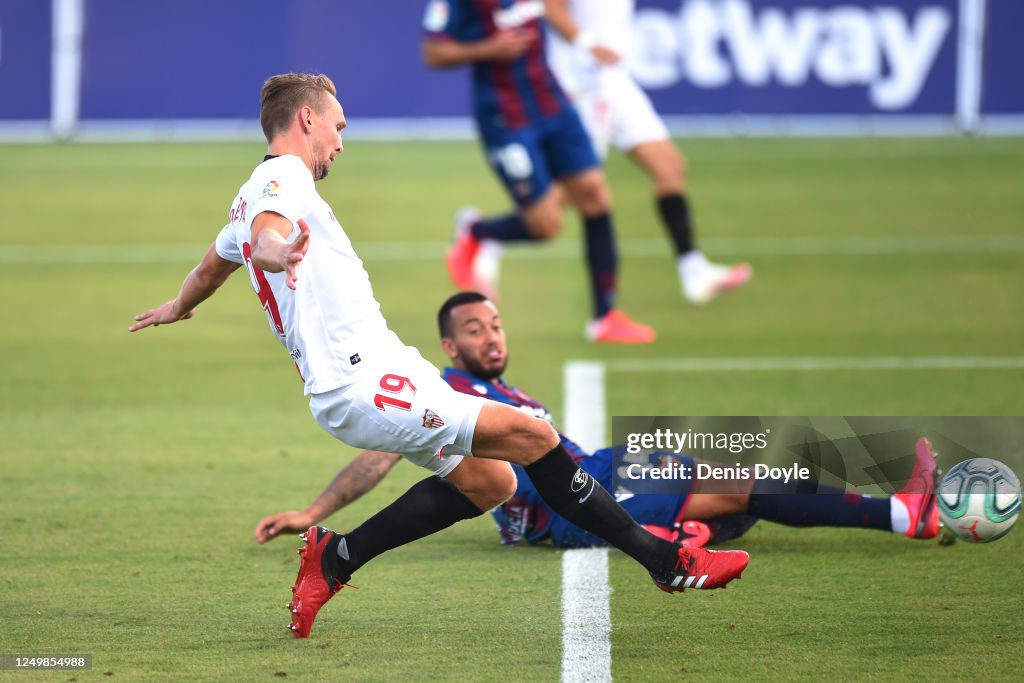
[254,510,317,544]
[591,45,621,65]
[284,218,311,291]
[128,300,194,332]
[489,28,535,61]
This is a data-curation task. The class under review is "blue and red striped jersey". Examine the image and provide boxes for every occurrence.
[423,0,571,128]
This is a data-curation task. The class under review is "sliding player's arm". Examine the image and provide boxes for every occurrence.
[254,451,403,544]
[128,242,241,332]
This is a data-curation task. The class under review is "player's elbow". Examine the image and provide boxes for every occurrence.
[249,236,285,274]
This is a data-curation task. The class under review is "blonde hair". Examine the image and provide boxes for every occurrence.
[259,73,338,142]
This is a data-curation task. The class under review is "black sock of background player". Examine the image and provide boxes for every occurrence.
[330,475,483,577]
[656,193,695,256]
[747,479,891,530]
[470,212,534,242]
[582,213,619,319]
[524,444,678,578]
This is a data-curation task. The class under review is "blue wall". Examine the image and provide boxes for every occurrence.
[0,1,51,119]
[0,0,1021,122]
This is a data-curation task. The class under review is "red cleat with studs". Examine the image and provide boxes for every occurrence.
[287,526,349,638]
[652,544,750,593]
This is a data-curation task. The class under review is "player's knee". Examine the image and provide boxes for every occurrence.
[487,464,518,505]
[472,402,560,464]
[496,411,560,466]
[468,466,518,508]
[448,460,518,509]
[575,184,611,217]
[516,419,560,465]
[655,154,686,195]
[525,209,562,239]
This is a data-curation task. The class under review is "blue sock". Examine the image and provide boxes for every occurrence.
[583,213,619,319]
[747,480,891,531]
[470,213,534,242]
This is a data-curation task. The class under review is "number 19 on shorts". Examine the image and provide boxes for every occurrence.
[373,374,417,412]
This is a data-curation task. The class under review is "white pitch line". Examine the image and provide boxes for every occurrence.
[561,549,612,683]
[562,361,612,683]
[564,361,607,454]
[2,234,1024,264]
[602,356,1024,373]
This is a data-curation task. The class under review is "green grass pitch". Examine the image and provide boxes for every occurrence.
[1,137,1022,681]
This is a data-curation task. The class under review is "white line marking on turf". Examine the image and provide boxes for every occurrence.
[561,549,612,683]
[601,356,1024,372]
[3,234,1024,264]
[564,361,607,454]
[562,361,612,683]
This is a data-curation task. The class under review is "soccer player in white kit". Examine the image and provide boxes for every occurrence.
[129,73,749,639]
[544,0,752,304]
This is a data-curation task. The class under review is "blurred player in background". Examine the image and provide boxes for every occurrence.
[421,0,655,343]
[544,0,752,304]
[130,73,749,638]
[256,292,941,550]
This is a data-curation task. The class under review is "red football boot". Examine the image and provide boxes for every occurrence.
[652,544,750,593]
[445,207,482,290]
[586,310,656,344]
[287,526,349,638]
[893,437,941,539]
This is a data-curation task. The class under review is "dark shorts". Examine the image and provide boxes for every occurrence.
[476,106,599,208]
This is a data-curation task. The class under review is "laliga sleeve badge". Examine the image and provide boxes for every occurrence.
[260,179,281,199]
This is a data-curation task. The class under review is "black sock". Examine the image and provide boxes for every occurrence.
[524,444,677,577]
[656,193,695,256]
[332,475,484,577]
[582,213,619,319]
[470,212,534,242]
[747,480,891,531]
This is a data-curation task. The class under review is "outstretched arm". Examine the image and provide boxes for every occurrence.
[422,29,536,68]
[129,243,241,332]
[254,450,403,544]
[543,0,620,65]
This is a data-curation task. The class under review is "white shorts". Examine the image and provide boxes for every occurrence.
[309,346,484,478]
[572,68,670,159]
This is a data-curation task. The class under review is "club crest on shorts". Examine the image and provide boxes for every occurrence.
[570,469,589,492]
[422,409,445,429]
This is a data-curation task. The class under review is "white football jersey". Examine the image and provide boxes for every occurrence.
[215,155,401,395]
[547,0,635,94]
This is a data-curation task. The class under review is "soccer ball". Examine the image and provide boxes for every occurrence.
[937,458,1021,543]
